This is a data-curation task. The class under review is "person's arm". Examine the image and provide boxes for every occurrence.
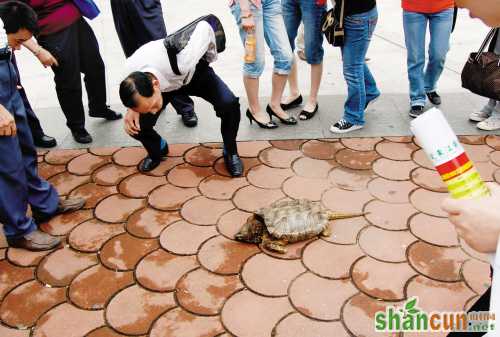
[238,0,256,32]
[441,182,500,253]
[23,38,58,67]
[0,104,16,137]
[176,21,217,74]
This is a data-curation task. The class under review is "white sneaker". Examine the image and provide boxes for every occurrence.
[477,116,500,131]
[330,119,364,134]
[470,109,492,122]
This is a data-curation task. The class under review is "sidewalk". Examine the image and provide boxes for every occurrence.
[14,0,496,148]
[0,136,495,336]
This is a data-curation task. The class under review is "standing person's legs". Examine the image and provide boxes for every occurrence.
[425,8,453,99]
[333,9,376,131]
[37,23,87,135]
[299,0,326,114]
[281,0,302,106]
[0,60,60,250]
[231,0,271,124]
[77,19,121,120]
[403,10,428,108]
[10,54,56,147]
[262,0,295,121]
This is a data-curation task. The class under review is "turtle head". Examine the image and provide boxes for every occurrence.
[234,215,265,244]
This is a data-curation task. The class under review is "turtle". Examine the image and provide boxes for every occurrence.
[234,199,366,253]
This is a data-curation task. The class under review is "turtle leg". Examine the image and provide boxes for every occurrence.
[262,233,288,254]
[320,223,332,237]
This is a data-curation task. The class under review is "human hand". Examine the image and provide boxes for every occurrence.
[37,48,58,67]
[442,182,500,253]
[0,104,16,137]
[241,16,255,33]
[124,109,141,136]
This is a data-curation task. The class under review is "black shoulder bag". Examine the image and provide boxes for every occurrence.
[321,0,345,47]
[461,28,500,100]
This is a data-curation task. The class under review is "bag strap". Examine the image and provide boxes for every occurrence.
[338,0,345,29]
[451,6,458,33]
[476,28,499,62]
[166,46,181,76]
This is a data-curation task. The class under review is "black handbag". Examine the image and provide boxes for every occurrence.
[164,14,226,75]
[321,0,344,47]
[461,28,500,100]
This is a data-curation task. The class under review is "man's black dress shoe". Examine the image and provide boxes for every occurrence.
[224,153,244,177]
[33,134,57,148]
[71,128,93,144]
[181,110,198,127]
[138,142,169,173]
[139,157,161,172]
[426,91,441,105]
[89,107,122,120]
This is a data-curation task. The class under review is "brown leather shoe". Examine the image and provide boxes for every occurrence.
[7,230,61,251]
[55,197,85,215]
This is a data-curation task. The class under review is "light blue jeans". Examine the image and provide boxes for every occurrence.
[231,0,294,78]
[281,0,326,65]
[403,8,453,107]
[341,6,380,126]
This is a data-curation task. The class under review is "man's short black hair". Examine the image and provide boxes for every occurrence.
[119,72,154,109]
[0,1,38,35]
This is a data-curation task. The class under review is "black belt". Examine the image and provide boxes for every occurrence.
[0,50,11,61]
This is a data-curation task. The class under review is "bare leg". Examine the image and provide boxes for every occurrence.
[282,57,301,105]
[270,73,293,120]
[303,62,323,112]
[244,76,271,124]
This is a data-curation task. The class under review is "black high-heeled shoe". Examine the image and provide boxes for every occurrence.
[280,94,303,111]
[246,109,278,129]
[299,104,319,120]
[266,105,297,125]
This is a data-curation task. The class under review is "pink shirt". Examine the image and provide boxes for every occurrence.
[229,0,261,8]
[28,0,81,36]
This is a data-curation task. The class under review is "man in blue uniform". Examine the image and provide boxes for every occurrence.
[0,1,84,251]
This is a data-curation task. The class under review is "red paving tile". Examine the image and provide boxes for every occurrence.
[0,138,493,336]
[289,273,357,320]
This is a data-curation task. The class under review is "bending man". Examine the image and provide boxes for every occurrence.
[120,17,243,176]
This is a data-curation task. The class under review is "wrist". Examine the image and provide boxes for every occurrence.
[33,46,43,57]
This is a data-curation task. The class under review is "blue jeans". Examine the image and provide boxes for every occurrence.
[341,7,380,126]
[281,0,326,64]
[231,0,293,78]
[0,55,59,239]
[403,9,453,107]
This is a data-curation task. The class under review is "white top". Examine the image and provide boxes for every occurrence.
[125,21,217,93]
[0,19,8,50]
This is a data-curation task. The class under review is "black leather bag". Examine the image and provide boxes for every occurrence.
[164,14,226,75]
[462,28,500,100]
[321,0,344,47]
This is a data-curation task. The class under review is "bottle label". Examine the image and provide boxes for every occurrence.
[435,151,490,199]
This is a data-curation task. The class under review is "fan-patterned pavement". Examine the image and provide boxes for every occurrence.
[0,135,497,337]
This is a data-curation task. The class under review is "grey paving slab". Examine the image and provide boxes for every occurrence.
[40,93,498,150]
[12,0,500,148]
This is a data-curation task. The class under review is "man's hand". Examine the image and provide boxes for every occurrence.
[124,109,141,136]
[37,48,58,68]
[0,104,16,137]
[441,182,500,253]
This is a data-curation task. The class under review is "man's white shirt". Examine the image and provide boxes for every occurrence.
[126,21,217,93]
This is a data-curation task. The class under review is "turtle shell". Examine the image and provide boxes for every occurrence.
[256,199,328,242]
